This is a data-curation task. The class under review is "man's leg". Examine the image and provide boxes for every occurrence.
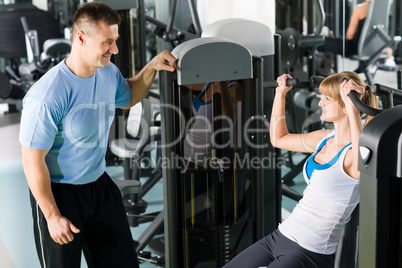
[82,173,139,268]
[30,191,83,268]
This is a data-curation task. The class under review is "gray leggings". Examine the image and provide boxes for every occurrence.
[223,229,334,268]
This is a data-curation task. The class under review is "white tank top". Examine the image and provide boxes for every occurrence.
[278,132,360,254]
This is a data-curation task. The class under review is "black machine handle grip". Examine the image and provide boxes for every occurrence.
[263,78,300,88]
[341,78,382,116]
[372,83,402,104]
[348,91,382,116]
[309,75,325,87]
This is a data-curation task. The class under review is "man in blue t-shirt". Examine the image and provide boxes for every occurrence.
[19,2,175,267]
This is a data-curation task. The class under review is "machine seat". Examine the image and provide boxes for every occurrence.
[109,138,156,159]
[112,179,141,196]
[41,38,71,59]
[109,98,159,159]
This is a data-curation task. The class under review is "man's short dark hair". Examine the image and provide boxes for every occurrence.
[72,2,121,39]
[74,2,121,26]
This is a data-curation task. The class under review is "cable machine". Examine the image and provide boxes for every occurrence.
[350,84,402,268]
[201,18,281,237]
[159,21,279,266]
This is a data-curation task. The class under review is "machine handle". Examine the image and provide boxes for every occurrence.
[372,83,402,104]
[309,75,325,87]
[342,78,382,116]
[299,35,325,47]
[20,16,42,63]
[20,16,30,34]
[348,91,382,116]
[263,78,300,88]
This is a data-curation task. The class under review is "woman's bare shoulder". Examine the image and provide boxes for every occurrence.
[302,129,332,152]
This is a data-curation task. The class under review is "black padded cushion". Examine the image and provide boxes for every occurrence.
[0,7,62,59]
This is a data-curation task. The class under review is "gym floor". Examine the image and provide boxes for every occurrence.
[0,59,399,267]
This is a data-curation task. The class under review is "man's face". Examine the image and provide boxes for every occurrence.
[82,21,119,69]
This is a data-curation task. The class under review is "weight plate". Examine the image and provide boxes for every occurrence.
[281,27,301,69]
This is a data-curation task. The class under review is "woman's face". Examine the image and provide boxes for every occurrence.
[318,93,344,122]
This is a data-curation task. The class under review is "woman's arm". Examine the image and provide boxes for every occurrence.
[346,7,361,40]
[340,79,364,179]
[346,2,369,40]
[269,74,329,153]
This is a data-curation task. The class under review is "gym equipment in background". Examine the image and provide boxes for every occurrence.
[0,6,71,112]
[339,0,401,84]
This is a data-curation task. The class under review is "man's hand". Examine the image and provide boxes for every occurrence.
[124,49,177,108]
[151,49,176,72]
[47,215,80,245]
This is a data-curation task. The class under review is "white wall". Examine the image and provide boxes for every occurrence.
[32,0,48,11]
[197,0,276,33]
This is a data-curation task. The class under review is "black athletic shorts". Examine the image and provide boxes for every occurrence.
[30,172,139,268]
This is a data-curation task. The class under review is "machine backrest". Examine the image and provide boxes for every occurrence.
[0,7,62,59]
[42,38,72,58]
[357,0,393,57]
[126,98,153,139]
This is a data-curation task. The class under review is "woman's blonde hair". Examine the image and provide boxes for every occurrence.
[319,71,379,125]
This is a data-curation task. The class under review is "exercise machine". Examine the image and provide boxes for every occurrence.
[348,84,402,268]
[201,18,282,235]
[0,4,70,112]
[158,19,279,266]
[343,0,400,84]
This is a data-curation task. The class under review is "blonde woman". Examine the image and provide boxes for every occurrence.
[223,71,378,268]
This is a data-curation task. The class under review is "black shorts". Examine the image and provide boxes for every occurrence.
[30,172,139,268]
[223,229,335,268]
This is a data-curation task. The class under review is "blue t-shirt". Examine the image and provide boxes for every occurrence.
[19,60,131,184]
